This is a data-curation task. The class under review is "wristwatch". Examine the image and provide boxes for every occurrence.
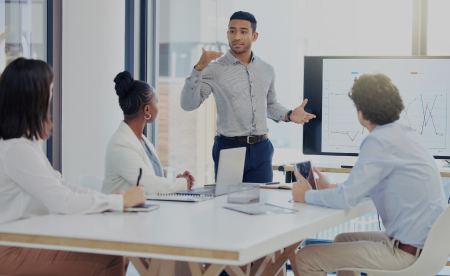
[287,110,293,122]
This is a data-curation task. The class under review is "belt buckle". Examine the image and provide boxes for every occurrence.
[247,136,256,144]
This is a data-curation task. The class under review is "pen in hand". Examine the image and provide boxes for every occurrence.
[136,168,142,186]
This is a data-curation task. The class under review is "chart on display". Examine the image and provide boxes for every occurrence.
[302,56,450,158]
[321,58,450,156]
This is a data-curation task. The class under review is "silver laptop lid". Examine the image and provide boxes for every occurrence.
[215,147,246,196]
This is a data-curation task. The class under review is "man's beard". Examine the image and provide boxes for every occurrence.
[229,42,251,55]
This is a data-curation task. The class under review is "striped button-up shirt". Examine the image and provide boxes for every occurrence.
[180,50,289,137]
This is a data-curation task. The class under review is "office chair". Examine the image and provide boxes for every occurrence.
[336,205,450,276]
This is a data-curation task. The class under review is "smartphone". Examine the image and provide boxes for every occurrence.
[293,160,317,190]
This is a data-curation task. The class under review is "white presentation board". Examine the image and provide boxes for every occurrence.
[320,59,450,156]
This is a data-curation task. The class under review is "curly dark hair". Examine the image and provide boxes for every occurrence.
[349,74,404,125]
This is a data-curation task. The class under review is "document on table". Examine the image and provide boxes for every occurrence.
[224,203,298,215]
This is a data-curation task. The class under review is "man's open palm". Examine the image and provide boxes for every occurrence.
[289,99,316,124]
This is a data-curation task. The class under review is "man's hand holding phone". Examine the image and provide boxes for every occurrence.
[312,167,338,190]
[292,164,339,202]
[292,171,312,203]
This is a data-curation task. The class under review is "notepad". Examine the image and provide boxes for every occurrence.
[147,195,214,202]
[124,204,160,212]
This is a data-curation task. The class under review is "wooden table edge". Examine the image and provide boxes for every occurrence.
[0,233,239,261]
[272,165,450,177]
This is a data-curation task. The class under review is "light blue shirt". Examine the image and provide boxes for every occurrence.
[140,140,163,178]
[305,122,447,248]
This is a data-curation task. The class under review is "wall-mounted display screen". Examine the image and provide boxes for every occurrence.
[303,56,450,159]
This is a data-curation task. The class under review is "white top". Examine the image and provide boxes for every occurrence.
[306,123,447,248]
[0,138,123,225]
[0,189,375,265]
[102,121,187,195]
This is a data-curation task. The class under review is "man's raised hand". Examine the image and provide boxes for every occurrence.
[289,99,316,125]
[194,49,223,71]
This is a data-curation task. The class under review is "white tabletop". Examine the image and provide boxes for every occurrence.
[0,189,375,265]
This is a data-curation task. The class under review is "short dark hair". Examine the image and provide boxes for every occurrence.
[0,58,53,140]
[230,11,257,33]
[114,71,155,118]
[349,74,404,125]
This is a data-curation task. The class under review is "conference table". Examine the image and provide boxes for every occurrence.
[0,189,375,276]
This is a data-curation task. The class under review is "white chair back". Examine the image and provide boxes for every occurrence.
[338,205,450,276]
[404,204,450,275]
[78,175,103,192]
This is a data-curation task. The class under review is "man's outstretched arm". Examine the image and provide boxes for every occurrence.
[266,72,315,124]
[287,99,316,124]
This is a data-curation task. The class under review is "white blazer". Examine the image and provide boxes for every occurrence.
[102,121,187,195]
[0,138,123,225]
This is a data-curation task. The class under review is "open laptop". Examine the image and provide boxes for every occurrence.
[175,147,246,197]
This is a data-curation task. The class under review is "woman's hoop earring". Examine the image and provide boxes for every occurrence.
[144,114,151,120]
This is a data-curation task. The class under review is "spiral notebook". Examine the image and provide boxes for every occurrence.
[147,194,214,202]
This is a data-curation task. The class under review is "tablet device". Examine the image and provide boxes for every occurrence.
[293,160,318,190]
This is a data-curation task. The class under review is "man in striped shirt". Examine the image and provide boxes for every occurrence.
[181,11,315,183]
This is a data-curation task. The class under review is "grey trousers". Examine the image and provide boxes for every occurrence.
[295,231,418,276]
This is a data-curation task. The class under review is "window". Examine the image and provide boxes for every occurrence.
[157,0,217,185]
[1,0,48,154]
[428,0,450,56]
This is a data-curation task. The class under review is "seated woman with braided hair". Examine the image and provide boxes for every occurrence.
[102,71,194,195]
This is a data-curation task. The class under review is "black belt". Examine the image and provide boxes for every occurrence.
[220,134,268,144]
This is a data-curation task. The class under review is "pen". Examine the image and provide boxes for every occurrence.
[260,185,291,190]
[136,168,142,186]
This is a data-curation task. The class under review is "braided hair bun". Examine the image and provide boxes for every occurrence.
[114,71,155,117]
[114,71,134,98]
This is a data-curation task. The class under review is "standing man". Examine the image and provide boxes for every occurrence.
[180,11,315,183]
[292,74,447,276]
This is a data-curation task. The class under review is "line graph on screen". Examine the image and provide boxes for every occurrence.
[323,80,447,150]
[400,93,446,149]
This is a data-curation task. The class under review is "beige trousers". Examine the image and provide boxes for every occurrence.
[295,231,418,276]
[0,246,128,276]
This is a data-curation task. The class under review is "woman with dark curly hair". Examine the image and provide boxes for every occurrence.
[291,73,446,276]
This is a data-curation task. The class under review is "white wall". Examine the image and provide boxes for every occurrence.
[62,0,125,185]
